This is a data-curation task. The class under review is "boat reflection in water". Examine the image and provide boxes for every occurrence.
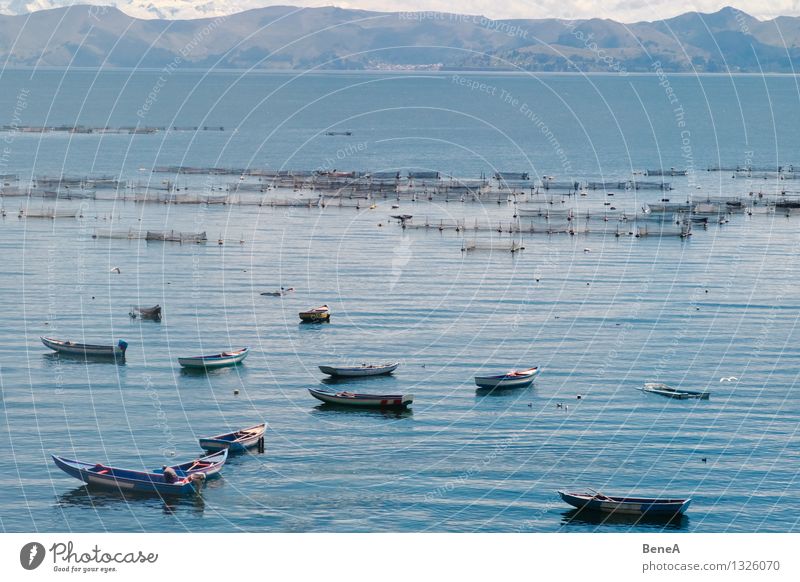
[560,508,690,531]
[310,403,413,420]
[56,485,206,516]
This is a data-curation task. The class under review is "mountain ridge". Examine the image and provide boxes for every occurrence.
[1,4,799,72]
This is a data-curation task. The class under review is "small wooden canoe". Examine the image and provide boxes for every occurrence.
[153,450,228,479]
[299,305,330,322]
[129,304,162,320]
[639,382,710,400]
[318,362,400,377]
[558,490,692,515]
[41,336,127,358]
[474,367,539,389]
[198,423,267,453]
[51,455,209,496]
[308,387,412,409]
[178,347,249,369]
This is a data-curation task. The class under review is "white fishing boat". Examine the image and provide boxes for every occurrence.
[41,336,127,358]
[308,387,412,409]
[318,362,400,377]
[178,347,249,369]
[474,367,539,389]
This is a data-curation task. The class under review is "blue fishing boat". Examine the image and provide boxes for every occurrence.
[558,490,692,515]
[51,454,215,496]
[178,347,249,369]
[198,422,266,453]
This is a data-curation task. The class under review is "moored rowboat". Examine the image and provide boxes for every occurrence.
[153,450,228,479]
[41,336,127,358]
[198,423,267,453]
[638,382,710,400]
[51,455,211,496]
[299,305,330,322]
[129,304,162,320]
[318,362,399,377]
[308,387,412,409]
[558,490,692,515]
[178,347,249,369]
[474,367,539,389]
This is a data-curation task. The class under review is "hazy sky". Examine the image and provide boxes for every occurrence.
[0,1,796,22]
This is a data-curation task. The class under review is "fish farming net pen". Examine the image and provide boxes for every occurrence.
[18,207,79,219]
[461,239,526,253]
[92,228,143,240]
[92,229,207,243]
[629,180,672,190]
[540,180,582,191]
[238,197,321,208]
[645,169,689,176]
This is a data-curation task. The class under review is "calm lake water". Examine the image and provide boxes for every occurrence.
[0,70,799,532]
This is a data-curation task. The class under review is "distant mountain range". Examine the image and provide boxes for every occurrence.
[1,4,800,72]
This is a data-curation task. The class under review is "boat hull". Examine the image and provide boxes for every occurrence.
[41,336,126,358]
[558,491,691,515]
[130,305,162,320]
[308,388,412,409]
[198,423,266,453]
[640,383,710,400]
[318,362,399,377]
[299,312,330,322]
[474,367,539,389]
[52,455,202,496]
[178,348,249,369]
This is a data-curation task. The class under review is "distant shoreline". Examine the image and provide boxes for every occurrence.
[2,67,799,77]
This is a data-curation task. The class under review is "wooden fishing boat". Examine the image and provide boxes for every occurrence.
[299,305,330,322]
[51,455,208,496]
[129,304,162,320]
[178,347,249,369]
[474,367,539,389]
[308,387,412,409]
[198,423,267,453]
[261,287,295,297]
[558,490,692,515]
[638,382,710,400]
[41,336,127,358]
[154,450,228,479]
[318,362,400,377]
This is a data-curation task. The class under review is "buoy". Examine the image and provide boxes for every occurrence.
[701,457,707,463]
[576,395,582,400]
[233,389,240,395]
